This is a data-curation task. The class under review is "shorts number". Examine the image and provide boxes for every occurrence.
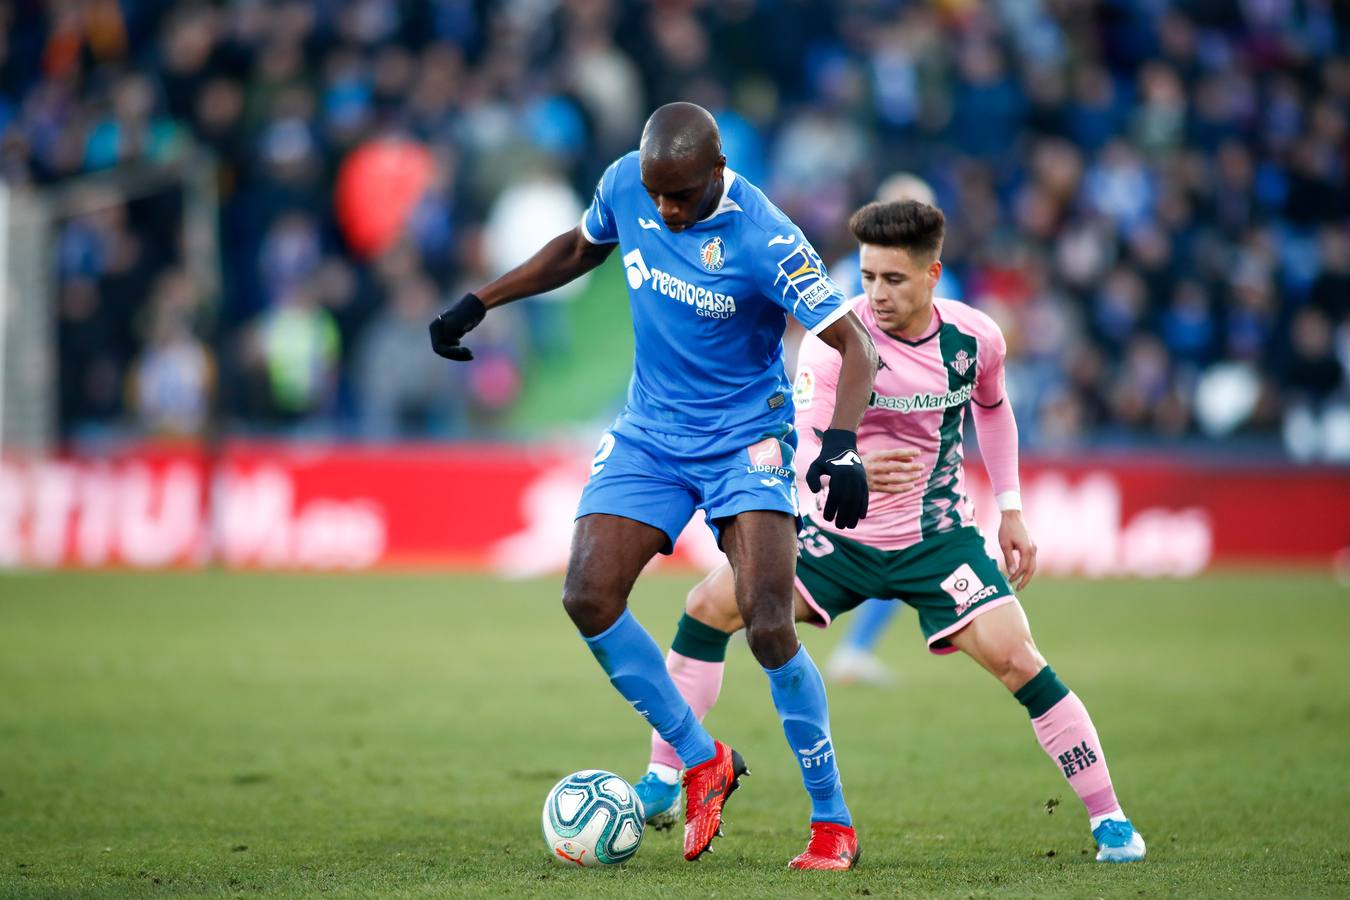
[591,432,616,476]
[797,524,835,558]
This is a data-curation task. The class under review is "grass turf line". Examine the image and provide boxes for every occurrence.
[1,571,1348,897]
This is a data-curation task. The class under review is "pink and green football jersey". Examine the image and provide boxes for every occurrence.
[793,295,1010,550]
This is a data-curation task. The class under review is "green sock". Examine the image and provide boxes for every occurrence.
[670,613,732,663]
[1014,665,1070,718]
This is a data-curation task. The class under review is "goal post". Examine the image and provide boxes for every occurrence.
[0,181,56,453]
[0,148,220,455]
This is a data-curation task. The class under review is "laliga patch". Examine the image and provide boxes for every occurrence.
[699,236,726,271]
[940,563,998,614]
[794,366,816,410]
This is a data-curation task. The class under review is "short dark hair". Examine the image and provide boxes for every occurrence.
[848,200,946,259]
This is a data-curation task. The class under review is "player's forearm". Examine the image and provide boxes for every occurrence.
[475,228,614,309]
[823,317,878,432]
[972,398,1021,501]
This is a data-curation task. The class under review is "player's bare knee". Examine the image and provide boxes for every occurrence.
[561,578,624,636]
[1000,642,1048,692]
[743,617,797,670]
[686,580,740,633]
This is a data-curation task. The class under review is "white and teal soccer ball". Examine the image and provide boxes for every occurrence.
[541,770,645,867]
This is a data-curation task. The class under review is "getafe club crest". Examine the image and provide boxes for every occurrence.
[699,236,726,272]
[950,349,975,377]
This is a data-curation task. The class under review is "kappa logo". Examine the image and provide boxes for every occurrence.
[638,217,661,230]
[950,349,975,377]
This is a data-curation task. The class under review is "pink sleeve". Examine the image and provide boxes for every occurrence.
[971,318,1019,495]
[972,318,1007,408]
[971,398,1020,496]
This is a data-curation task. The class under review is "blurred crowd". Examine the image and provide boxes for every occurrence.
[1,0,1347,457]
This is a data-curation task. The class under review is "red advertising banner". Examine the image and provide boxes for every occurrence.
[1,443,1346,575]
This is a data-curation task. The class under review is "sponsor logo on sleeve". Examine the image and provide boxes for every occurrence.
[773,242,840,312]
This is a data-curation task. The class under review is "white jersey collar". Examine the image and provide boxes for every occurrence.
[697,168,741,223]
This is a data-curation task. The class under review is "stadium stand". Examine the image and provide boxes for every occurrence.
[1,0,1346,456]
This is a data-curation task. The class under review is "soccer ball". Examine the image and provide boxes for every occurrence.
[541,770,645,867]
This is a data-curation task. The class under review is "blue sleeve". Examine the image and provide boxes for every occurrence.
[754,226,849,334]
[580,158,622,245]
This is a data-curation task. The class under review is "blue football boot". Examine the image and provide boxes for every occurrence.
[1093,817,1146,862]
[633,771,681,831]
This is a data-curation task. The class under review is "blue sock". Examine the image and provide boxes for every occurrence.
[765,644,851,826]
[583,609,716,767]
[842,598,901,653]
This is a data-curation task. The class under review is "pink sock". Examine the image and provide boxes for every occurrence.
[1030,692,1120,818]
[650,651,725,771]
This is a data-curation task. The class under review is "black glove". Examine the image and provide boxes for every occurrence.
[805,428,869,529]
[429,293,487,361]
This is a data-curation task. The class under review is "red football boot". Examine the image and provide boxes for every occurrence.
[788,821,861,870]
[681,740,748,861]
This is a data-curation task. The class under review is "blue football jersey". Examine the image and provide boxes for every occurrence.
[581,151,850,454]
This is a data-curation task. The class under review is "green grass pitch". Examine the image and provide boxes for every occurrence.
[2,570,1348,898]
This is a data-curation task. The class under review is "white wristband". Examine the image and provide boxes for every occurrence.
[996,491,1023,512]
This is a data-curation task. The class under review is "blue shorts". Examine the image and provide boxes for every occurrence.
[576,420,799,553]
